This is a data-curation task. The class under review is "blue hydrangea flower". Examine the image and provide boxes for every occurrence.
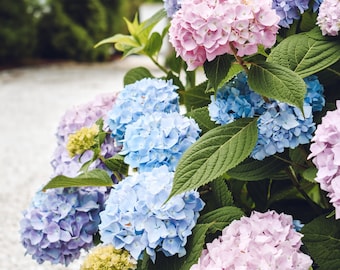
[251,75,325,160]
[20,187,107,266]
[120,112,201,172]
[208,72,265,125]
[163,0,182,18]
[250,101,317,160]
[272,0,310,28]
[99,165,205,262]
[208,73,325,160]
[107,78,180,144]
[293,220,304,231]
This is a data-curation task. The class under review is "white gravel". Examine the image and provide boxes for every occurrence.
[0,56,161,270]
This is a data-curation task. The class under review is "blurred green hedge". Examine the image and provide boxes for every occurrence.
[0,0,149,65]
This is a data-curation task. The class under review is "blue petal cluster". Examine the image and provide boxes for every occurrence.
[163,0,182,18]
[120,112,201,172]
[251,75,325,160]
[20,187,107,266]
[99,165,205,262]
[107,78,180,143]
[208,72,265,125]
[208,72,325,161]
[272,0,310,28]
[313,0,323,11]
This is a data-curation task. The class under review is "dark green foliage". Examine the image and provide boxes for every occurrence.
[0,0,36,64]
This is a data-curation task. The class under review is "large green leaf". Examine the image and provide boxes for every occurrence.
[302,215,340,270]
[227,156,288,181]
[210,178,234,207]
[103,155,129,176]
[203,54,232,90]
[267,30,340,78]
[186,107,217,134]
[168,118,258,199]
[42,169,113,191]
[144,31,162,57]
[123,67,154,86]
[248,61,306,112]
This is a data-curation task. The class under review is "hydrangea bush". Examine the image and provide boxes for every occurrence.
[20,0,340,269]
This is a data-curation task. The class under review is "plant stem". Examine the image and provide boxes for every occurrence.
[229,43,249,74]
[149,55,168,74]
[286,165,322,215]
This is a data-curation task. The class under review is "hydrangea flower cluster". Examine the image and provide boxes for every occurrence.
[308,101,340,219]
[99,165,205,262]
[271,0,310,28]
[251,75,325,160]
[51,93,121,178]
[163,0,182,18]
[208,73,325,160]
[190,210,313,270]
[107,78,179,143]
[208,72,265,125]
[169,0,280,70]
[80,245,137,270]
[120,112,201,172]
[66,124,99,157]
[20,187,107,266]
[313,0,324,11]
[317,0,340,36]
[56,93,117,143]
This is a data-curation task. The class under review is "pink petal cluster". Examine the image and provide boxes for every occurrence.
[309,101,340,218]
[190,210,313,270]
[316,0,340,36]
[169,0,280,70]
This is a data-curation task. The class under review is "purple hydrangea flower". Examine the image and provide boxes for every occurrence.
[51,93,121,179]
[313,0,324,11]
[208,72,265,125]
[107,78,180,144]
[99,165,205,262]
[120,112,201,172]
[163,0,182,18]
[272,0,310,28]
[20,187,107,266]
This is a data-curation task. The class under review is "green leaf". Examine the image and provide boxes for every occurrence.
[248,61,306,112]
[168,118,258,199]
[186,107,217,134]
[42,169,113,191]
[182,81,211,111]
[178,224,211,270]
[179,206,244,270]
[210,178,234,207]
[203,54,232,90]
[138,8,167,43]
[144,31,162,57]
[103,155,129,176]
[227,156,288,181]
[94,33,139,49]
[267,30,340,78]
[302,167,317,183]
[123,67,154,86]
[302,215,340,270]
[218,62,244,88]
[198,206,244,231]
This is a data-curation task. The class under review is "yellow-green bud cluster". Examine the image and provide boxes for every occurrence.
[80,245,137,270]
[66,125,99,157]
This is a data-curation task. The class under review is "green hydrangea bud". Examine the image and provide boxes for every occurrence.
[66,125,99,157]
[80,245,137,270]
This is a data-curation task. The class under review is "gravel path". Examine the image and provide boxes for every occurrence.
[0,57,160,270]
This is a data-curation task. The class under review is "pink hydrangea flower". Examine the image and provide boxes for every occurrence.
[169,0,280,70]
[316,0,340,36]
[309,101,340,218]
[190,210,313,270]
